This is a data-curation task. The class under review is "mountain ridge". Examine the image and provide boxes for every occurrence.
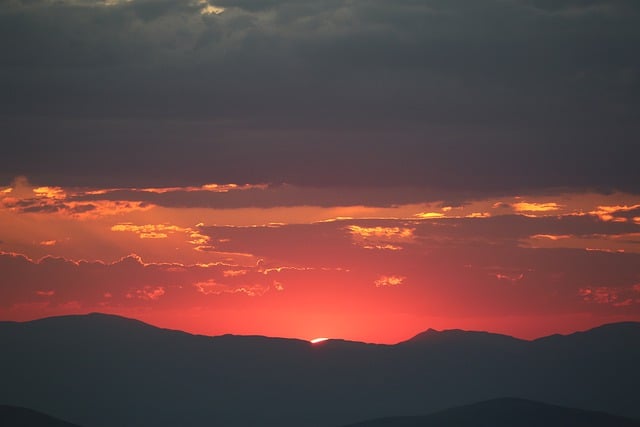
[1,313,639,427]
[4,312,639,345]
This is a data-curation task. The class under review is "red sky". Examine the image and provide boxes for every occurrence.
[2,176,639,343]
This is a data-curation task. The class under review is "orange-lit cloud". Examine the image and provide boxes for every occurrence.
[195,280,270,297]
[35,290,55,297]
[33,186,66,200]
[362,244,403,251]
[494,273,525,282]
[111,223,190,239]
[128,286,166,301]
[140,183,260,194]
[223,269,248,277]
[347,226,414,240]
[466,212,491,218]
[579,287,618,305]
[374,275,405,288]
[347,225,414,250]
[530,234,571,241]
[415,212,445,219]
[590,205,640,222]
[198,1,225,15]
[512,202,562,213]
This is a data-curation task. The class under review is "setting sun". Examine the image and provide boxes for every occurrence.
[310,337,329,344]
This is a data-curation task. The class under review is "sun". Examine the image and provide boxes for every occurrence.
[310,337,329,344]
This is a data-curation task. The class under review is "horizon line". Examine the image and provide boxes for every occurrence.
[3,311,639,346]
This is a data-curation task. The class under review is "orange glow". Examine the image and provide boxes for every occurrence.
[1,177,640,343]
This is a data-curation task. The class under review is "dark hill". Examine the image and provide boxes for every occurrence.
[0,405,82,427]
[342,397,640,427]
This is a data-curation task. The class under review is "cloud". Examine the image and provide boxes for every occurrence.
[195,279,269,296]
[1,177,154,217]
[198,1,224,15]
[2,178,459,210]
[512,202,562,213]
[223,269,248,277]
[578,286,636,306]
[530,234,571,241]
[494,273,525,283]
[590,204,640,222]
[0,251,291,310]
[374,275,405,288]
[347,225,414,250]
[129,286,165,301]
[415,212,445,219]
[111,223,190,239]
[35,290,55,297]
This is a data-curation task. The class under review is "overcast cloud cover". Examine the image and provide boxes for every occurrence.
[1,0,640,193]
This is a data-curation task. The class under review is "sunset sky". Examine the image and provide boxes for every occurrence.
[1,0,639,343]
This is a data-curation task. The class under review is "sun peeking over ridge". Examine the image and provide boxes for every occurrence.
[310,338,329,344]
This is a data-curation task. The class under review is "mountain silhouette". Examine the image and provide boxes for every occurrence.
[1,313,639,427]
[342,397,640,427]
[0,404,82,427]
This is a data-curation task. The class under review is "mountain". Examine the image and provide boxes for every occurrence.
[0,404,82,427]
[1,313,639,427]
[342,398,640,427]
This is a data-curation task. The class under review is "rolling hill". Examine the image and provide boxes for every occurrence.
[0,404,82,427]
[342,397,640,427]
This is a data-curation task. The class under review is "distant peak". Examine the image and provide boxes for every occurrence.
[20,312,163,332]
[400,328,524,345]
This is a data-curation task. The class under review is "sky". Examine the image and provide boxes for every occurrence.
[1,0,639,343]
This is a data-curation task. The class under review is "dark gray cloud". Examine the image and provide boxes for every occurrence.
[1,0,639,192]
[65,185,470,208]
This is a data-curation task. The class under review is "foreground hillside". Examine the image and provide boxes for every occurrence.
[0,404,82,427]
[4,398,640,427]
[1,314,639,427]
[342,398,640,427]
